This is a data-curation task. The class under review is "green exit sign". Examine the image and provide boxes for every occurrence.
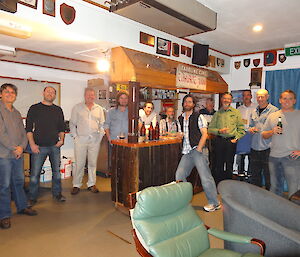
[285,43,300,56]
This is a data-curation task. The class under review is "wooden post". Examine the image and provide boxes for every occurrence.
[128,81,140,143]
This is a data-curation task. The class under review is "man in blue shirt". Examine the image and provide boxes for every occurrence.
[104,91,129,171]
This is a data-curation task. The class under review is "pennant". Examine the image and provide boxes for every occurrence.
[253,59,260,67]
[60,3,76,25]
[234,61,241,70]
[243,58,250,67]
[279,53,286,63]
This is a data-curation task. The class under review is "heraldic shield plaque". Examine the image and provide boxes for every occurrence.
[60,3,76,25]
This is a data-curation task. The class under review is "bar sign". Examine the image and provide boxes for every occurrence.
[285,43,300,56]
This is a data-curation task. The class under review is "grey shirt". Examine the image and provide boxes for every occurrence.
[263,110,300,158]
[103,107,128,140]
[249,103,278,151]
[0,101,28,158]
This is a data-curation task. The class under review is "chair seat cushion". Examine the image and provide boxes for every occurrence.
[199,249,261,257]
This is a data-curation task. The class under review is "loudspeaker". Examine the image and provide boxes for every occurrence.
[192,44,209,66]
[0,0,18,13]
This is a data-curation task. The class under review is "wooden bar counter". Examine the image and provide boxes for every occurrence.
[111,138,182,207]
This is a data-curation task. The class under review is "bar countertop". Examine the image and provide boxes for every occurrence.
[111,137,182,148]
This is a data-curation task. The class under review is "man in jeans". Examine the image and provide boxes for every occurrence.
[262,90,300,197]
[0,83,37,229]
[248,89,278,190]
[26,86,66,205]
[176,94,220,212]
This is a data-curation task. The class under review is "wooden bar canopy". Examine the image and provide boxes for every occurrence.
[109,46,228,94]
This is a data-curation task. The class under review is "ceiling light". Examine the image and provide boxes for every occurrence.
[253,24,263,32]
[0,18,32,39]
[97,59,110,72]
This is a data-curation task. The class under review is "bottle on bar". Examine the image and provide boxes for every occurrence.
[154,121,160,140]
[277,116,283,134]
[140,122,146,137]
[148,123,154,141]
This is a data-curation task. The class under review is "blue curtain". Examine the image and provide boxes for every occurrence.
[265,68,300,110]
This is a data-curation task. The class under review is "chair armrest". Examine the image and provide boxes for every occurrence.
[208,228,265,256]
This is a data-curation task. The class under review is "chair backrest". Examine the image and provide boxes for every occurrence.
[131,182,210,257]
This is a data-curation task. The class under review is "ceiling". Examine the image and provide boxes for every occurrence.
[0,0,300,73]
[190,0,300,55]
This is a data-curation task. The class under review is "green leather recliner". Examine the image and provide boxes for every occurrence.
[130,182,264,257]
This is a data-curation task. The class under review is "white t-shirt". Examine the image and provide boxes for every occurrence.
[237,103,257,129]
[263,110,300,158]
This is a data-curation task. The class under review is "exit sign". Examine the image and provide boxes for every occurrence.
[285,43,300,56]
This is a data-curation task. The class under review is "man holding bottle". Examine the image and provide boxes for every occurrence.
[262,90,300,198]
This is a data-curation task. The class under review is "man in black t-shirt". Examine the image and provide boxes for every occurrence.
[26,86,66,205]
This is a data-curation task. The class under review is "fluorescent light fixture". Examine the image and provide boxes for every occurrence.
[0,45,16,56]
[253,24,263,32]
[0,18,32,39]
[97,59,110,72]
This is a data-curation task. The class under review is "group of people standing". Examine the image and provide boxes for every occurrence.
[1,81,299,229]
[0,84,129,229]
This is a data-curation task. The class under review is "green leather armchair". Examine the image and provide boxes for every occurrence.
[129,182,265,257]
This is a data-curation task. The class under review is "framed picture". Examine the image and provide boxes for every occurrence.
[156,37,171,56]
[19,0,38,9]
[140,32,155,47]
[181,45,186,55]
[98,90,107,100]
[186,47,192,57]
[172,43,180,57]
[43,0,56,17]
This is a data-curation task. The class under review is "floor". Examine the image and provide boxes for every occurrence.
[0,176,223,257]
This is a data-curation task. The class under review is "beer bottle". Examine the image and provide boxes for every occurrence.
[140,122,146,137]
[277,116,283,134]
[154,121,160,140]
[148,123,154,141]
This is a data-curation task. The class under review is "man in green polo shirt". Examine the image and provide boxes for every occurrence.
[208,92,245,185]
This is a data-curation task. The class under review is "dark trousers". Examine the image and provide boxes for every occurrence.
[213,136,236,185]
[249,148,271,190]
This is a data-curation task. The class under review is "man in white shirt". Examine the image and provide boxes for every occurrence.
[70,88,105,195]
[236,90,257,175]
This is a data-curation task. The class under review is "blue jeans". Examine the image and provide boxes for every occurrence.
[0,157,28,219]
[269,155,300,198]
[176,148,219,205]
[29,146,62,200]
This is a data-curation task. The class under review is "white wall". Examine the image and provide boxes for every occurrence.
[230,50,300,92]
[11,0,230,74]
[0,61,101,157]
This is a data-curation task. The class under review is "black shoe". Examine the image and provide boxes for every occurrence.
[87,185,99,193]
[18,207,38,216]
[28,199,37,207]
[54,194,66,202]
[71,187,80,195]
[0,218,11,229]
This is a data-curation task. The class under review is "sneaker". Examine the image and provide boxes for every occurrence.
[87,185,99,193]
[54,194,66,202]
[71,187,80,195]
[0,218,11,229]
[18,207,38,216]
[203,203,221,212]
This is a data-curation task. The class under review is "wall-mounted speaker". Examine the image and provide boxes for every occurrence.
[192,43,209,66]
[0,0,18,13]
